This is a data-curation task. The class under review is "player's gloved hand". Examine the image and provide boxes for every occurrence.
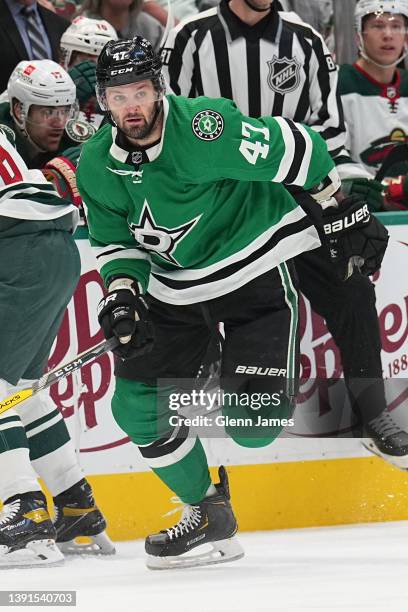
[42,151,82,208]
[97,279,154,359]
[383,175,408,210]
[322,195,389,281]
[68,60,97,105]
[341,177,384,212]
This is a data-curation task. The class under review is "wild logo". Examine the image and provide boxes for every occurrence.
[65,118,96,143]
[267,56,301,94]
[361,128,408,172]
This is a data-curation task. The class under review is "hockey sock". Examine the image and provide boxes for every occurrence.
[14,379,84,496]
[112,378,212,504]
[0,380,40,500]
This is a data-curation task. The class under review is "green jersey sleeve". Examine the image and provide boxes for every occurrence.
[173,97,337,190]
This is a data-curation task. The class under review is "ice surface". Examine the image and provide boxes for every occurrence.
[1,522,407,612]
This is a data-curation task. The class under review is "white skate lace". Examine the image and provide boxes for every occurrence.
[163,497,202,540]
[369,411,403,438]
[0,500,20,526]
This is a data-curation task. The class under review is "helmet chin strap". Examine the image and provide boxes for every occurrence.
[243,0,271,12]
[358,33,408,68]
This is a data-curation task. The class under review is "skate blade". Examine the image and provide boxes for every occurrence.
[362,439,408,470]
[146,536,244,570]
[58,531,116,556]
[0,539,64,569]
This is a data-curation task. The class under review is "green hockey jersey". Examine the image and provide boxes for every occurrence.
[339,63,408,177]
[77,94,336,305]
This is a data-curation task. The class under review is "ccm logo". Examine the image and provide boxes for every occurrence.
[324,204,370,235]
[235,366,287,376]
[110,67,133,76]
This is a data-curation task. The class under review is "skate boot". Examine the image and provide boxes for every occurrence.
[145,466,244,569]
[53,478,115,555]
[0,491,64,568]
[362,409,408,469]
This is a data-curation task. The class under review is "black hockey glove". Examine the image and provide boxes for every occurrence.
[322,195,389,281]
[97,282,154,360]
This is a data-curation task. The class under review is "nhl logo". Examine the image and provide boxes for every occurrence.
[132,151,143,164]
[267,56,301,94]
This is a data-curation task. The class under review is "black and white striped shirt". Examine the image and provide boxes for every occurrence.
[162,0,346,159]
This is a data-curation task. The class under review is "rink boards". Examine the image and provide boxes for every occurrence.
[42,213,408,539]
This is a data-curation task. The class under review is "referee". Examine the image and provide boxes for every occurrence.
[162,0,408,468]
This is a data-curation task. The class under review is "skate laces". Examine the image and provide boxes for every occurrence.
[163,497,202,540]
[0,500,20,525]
[369,410,403,438]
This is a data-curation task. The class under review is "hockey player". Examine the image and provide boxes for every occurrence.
[61,17,118,130]
[60,16,118,70]
[0,133,114,567]
[77,37,387,568]
[162,0,408,469]
[0,59,95,169]
[339,0,408,211]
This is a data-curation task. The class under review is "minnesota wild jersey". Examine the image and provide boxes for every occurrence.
[77,94,336,305]
[0,132,78,226]
[339,63,408,177]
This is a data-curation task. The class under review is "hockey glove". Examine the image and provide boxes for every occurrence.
[68,60,97,105]
[322,195,389,281]
[383,175,408,210]
[341,177,384,213]
[97,280,154,360]
[42,149,82,208]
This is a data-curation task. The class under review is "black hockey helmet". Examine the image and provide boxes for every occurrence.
[96,37,165,111]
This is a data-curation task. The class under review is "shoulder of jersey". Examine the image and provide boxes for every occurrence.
[279,10,323,40]
[398,68,408,95]
[338,63,367,96]
[79,123,111,160]
[0,123,17,146]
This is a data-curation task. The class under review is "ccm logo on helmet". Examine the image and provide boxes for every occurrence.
[110,67,133,76]
[323,204,370,235]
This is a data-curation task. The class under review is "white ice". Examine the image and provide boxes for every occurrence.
[1,522,407,612]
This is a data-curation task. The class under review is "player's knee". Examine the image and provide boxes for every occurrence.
[222,381,294,449]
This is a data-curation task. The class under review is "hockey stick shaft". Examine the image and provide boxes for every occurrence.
[0,336,119,415]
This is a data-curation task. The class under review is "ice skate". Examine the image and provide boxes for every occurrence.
[362,409,408,469]
[0,491,63,568]
[145,466,244,569]
[53,478,115,555]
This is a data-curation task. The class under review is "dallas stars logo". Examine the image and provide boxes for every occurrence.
[192,110,224,141]
[129,201,202,266]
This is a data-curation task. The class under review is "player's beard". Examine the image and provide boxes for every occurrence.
[117,104,159,140]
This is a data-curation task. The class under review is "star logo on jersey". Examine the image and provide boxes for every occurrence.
[129,200,202,266]
[267,56,301,94]
[192,110,224,141]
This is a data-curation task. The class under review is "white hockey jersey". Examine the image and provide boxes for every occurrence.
[0,132,79,224]
[339,63,408,178]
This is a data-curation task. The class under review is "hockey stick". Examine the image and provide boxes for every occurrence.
[0,336,119,415]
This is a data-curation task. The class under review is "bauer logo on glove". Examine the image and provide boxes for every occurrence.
[323,203,370,235]
[322,195,389,281]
